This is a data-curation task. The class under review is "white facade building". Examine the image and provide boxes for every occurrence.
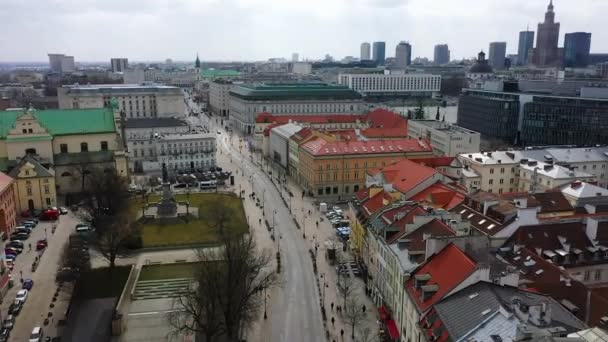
[338,73,441,96]
[361,42,371,60]
[58,83,185,119]
[518,160,596,192]
[290,62,312,75]
[48,53,75,73]
[269,123,302,170]
[408,120,480,157]
[157,133,216,172]
[458,152,521,194]
[228,84,364,134]
[209,79,237,117]
[125,118,190,173]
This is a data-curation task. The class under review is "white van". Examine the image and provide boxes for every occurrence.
[29,326,42,342]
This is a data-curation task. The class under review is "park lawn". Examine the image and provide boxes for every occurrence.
[138,262,201,281]
[129,192,248,248]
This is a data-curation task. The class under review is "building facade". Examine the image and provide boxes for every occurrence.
[9,156,57,214]
[124,118,190,173]
[0,173,17,237]
[360,42,371,61]
[395,41,412,68]
[298,138,434,198]
[458,152,521,194]
[228,83,364,134]
[48,53,75,73]
[518,160,596,192]
[518,31,535,65]
[156,133,216,172]
[531,1,561,67]
[209,79,237,117]
[58,84,185,119]
[564,32,592,68]
[0,107,128,195]
[407,120,481,157]
[110,58,129,73]
[457,89,520,143]
[434,44,450,65]
[372,42,386,65]
[338,73,441,97]
[489,42,507,70]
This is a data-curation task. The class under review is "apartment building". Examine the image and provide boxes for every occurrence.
[338,73,441,97]
[407,120,480,157]
[458,151,520,194]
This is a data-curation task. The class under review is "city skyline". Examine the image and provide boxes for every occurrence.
[1,0,608,63]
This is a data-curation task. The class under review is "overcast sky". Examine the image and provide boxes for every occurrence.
[1,0,607,63]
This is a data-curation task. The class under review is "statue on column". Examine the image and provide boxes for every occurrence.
[162,163,169,183]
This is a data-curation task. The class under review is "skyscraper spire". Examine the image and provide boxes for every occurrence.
[195,53,201,69]
[548,0,554,11]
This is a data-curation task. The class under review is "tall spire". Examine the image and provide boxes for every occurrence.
[548,0,554,11]
[195,53,201,69]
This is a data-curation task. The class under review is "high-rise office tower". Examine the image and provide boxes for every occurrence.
[395,41,412,68]
[434,44,450,65]
[372,42,386,65]
[360,42,371,60]
[564,32,592,68]
[531,0,560,67]
[489,42,507,70]
[517,30,535,65]
[110,58,129,72]
[48,53,75,73]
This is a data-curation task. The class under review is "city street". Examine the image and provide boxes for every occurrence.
[1,213,79,341]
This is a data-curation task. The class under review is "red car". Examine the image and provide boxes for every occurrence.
[36,239,48,251]
[40,208,59,221]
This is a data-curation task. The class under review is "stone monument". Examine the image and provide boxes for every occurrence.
[157,164,177,216]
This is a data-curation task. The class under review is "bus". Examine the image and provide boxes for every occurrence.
[199,180,217,190]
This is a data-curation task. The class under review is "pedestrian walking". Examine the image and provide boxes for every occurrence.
[28,243,31,251]
[340,329,344,338]
[362,304,366,313]
[331,302,334,311]
[331,317,335,326]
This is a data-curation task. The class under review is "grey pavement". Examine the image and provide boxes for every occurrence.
[1,212,80,342]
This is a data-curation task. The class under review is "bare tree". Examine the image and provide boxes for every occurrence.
[357,325,379,342]
[71,163,93,193]
[78,168,136,269]
[337,270,355,308]
[168,202,278,342]
[343,297,367,339]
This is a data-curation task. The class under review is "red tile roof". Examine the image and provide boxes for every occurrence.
[0,172,14,193]
[300,137,432,157]
[362,190,394,217]
[374,159,438,195]
[290,127,314,143]
[410,183,466,210]
[410,157,456,168]
[405,243,477,312]
[255,112,367,124]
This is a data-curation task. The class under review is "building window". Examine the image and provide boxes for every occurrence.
[595,270,602,281]
[101,141,108,151]
[490,168,494,174]
[584,271,591,281]
[489,179,494,185]
[80,142,88,152]
[44,185,50,194]
[499,179,504,184]
[500,168,505,174]
[45,198,51,206]
[26,187,32,196]
[60,144,68,153]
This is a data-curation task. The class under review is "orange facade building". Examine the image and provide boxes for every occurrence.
[0,172,17,238]
[299,138,434,198]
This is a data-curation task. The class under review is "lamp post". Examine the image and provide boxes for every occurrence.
[263,287,268,319]
[303,214,306,239]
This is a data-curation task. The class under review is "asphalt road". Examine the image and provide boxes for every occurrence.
[199,114,326,341]
[1,213,78,342]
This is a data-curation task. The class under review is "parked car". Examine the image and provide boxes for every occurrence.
[19,222,35,229]
[5,247,22,255]
[29,326,42,342]
[2,314,15,330]
[22,279,34,290]
[59,207,68,215]
[39,208,59,221]
[0,327,9,342]
[15,289,28,302]
[8,300,22,315]
[4,254,16,261]
[10,233,28,241]
[15,227,32,234]
[7,241,24,249]
[36,239,47,251]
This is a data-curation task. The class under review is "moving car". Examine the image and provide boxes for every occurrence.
[16,289,28,302]
[36,239,48,251]
[22,279,34,290]
[59,207,68,215]
[40,208,59,221]
[2,315,15,330]
[29,326,42,342]
[8,300,22,315]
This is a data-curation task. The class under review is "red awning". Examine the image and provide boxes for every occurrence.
[378,306,389,321]
[386,319,399,339]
